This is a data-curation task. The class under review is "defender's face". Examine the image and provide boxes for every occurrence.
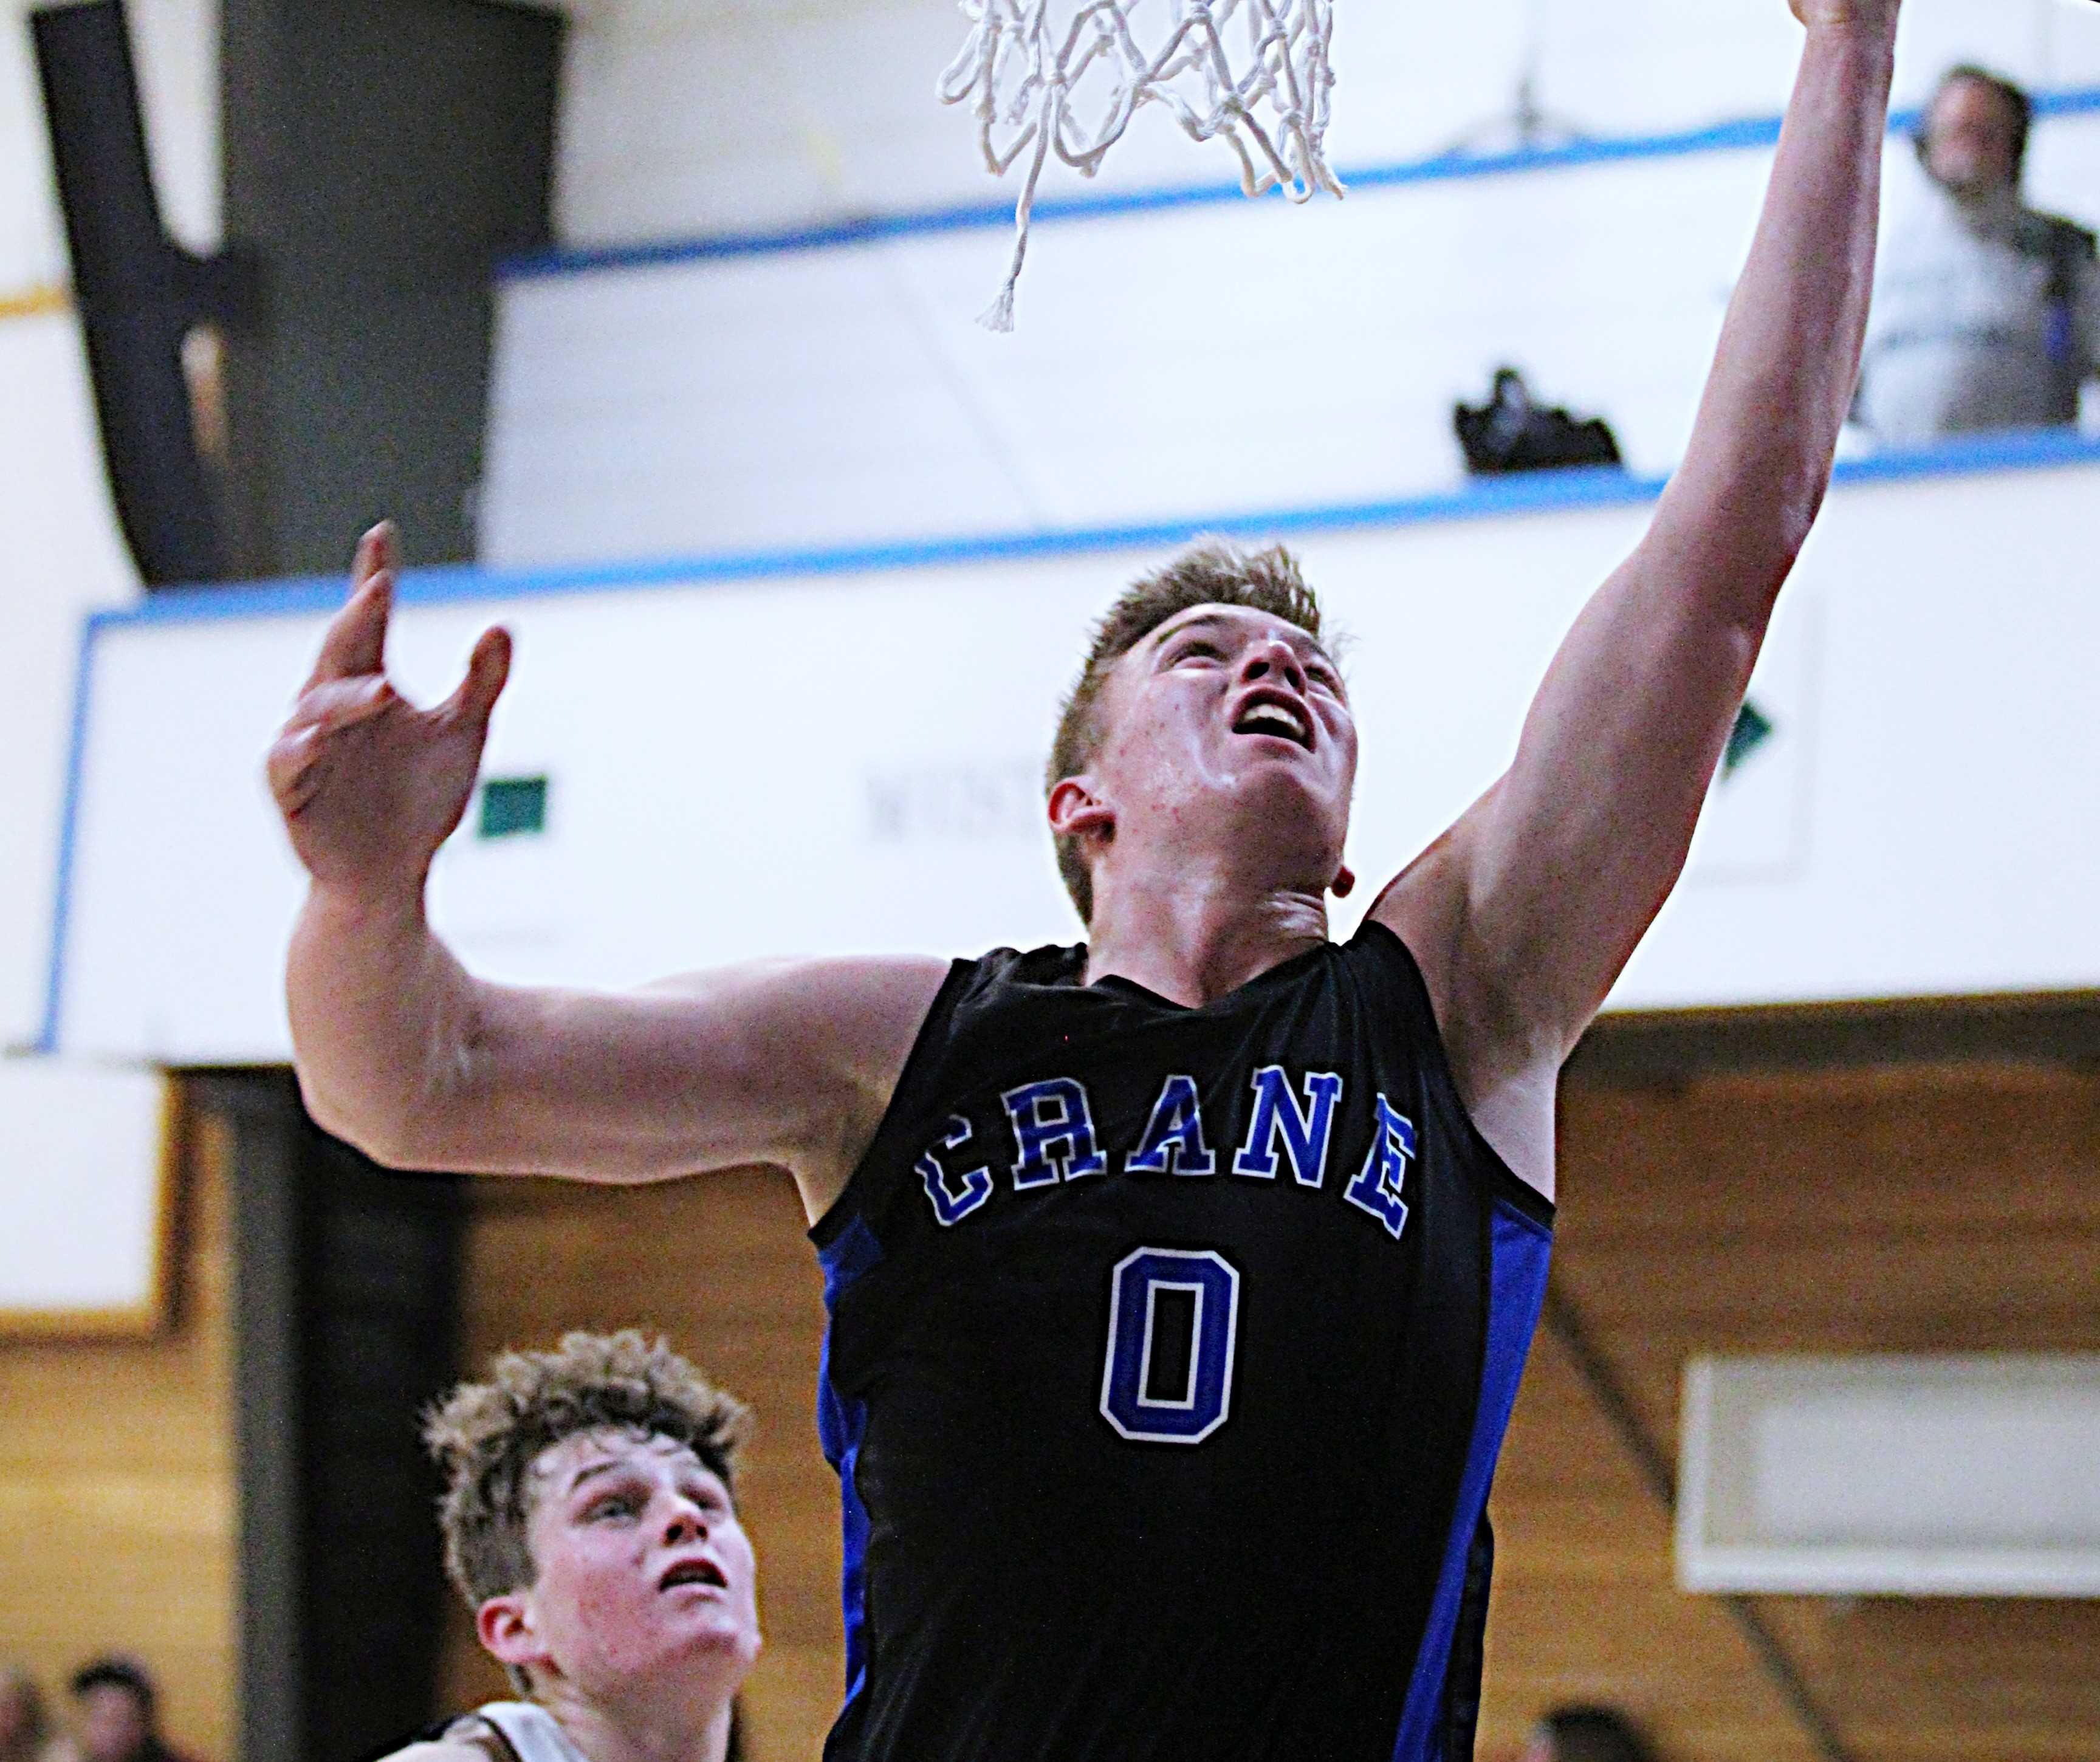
[498,1428,761,1703]
[1926,78,2020,197]
[1086,604,1357,877]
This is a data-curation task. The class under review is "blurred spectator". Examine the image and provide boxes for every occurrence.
[1519,1703,1658,1762]
[0,1666,76,1762]
[1855,65,2099,446]
[66,1661,198,1762]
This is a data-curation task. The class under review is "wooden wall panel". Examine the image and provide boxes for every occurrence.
[445,1061,2100,1762]
[1476,1062,2100,1762]
[0,1096,236,1760]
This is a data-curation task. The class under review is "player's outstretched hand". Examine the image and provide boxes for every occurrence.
[1788,0,1900,30]
[267,523,512,897]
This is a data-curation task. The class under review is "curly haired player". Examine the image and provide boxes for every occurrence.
[377,1332,758,1762]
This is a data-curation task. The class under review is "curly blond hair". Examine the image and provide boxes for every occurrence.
[425,1330,753,1610]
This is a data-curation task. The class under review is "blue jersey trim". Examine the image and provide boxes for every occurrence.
[819,1211,885,1304]
[1390,1201,1552,1762]
[817,1214,886,1707]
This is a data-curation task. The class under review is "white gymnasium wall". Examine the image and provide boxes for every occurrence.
[0,0,218,279]
[0,317,136,1052]
[2,1,214,1309]
[482,113,2100,570]
[481,149,1769,564]
[544,0,2100,247]
[0,0,216,1051]
[479,2,2100,572]
[49,448,2100,1065]
[0,1061,169,1327]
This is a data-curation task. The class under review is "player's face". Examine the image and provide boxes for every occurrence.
[490,1428,761,1707]
[1083,604,1357,883]
[1925,78,2020,196]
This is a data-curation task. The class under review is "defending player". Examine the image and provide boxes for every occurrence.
[376,1332,760,1762]
[273,3,1903,1757]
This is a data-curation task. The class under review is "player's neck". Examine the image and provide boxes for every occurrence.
[536,1675,734,1762]
[1083,855,1330,1007]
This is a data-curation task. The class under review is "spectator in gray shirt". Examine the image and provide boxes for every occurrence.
[1856,65,2099,447]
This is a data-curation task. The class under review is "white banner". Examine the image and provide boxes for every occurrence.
[51,451,2100,1063]
[0,1063,170,1334]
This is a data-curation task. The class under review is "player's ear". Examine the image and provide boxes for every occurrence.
[477,1592,549,1674]
[1048,778,1114,843]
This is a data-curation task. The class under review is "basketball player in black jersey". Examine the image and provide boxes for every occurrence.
[274,3,1904,1755]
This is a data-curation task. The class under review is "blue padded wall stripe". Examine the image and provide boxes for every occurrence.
[499,86,2100,280]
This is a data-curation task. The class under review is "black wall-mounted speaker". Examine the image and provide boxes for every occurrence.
[33,0,245,587]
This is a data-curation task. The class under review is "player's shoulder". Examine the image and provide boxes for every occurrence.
[902,942,1086,1034]
[799,953,958,1042]
[648,952,955,1082]
[371,1741,501,1762]
[365,1713,516,1762]
[978,941,1088,986]
[650,951,952,1009]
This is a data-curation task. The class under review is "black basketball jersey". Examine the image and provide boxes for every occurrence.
[811,921,1554,1762]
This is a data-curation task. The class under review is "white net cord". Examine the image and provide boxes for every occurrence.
[939,0,1341,331]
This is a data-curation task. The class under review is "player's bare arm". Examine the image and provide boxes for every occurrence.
[1375,0,1901,1197]
[273,525,947,1218]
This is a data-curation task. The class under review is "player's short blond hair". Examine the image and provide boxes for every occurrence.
[425,1330,753,1610]
[1048,540,1328,924]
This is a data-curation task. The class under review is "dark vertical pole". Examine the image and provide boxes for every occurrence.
[292,1130,462,1762]
[197,1070,464,1762]
[196,1071,309,1762]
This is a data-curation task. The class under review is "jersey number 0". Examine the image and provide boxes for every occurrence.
[1099,1247,1242,1444]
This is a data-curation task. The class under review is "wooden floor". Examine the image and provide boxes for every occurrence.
[438,1060,2100,1762]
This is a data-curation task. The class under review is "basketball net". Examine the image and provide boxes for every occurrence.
[939,0,1342,331]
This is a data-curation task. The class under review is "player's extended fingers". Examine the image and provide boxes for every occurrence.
[306,532,397,687]
[442,625,513,731]
[350,521,395,589]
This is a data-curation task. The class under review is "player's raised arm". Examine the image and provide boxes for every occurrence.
[270,526,947,1216]
[1375,0,1900,1170]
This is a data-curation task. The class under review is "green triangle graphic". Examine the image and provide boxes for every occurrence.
[1722,699,1775,781]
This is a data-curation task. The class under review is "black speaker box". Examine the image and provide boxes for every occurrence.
[33,0,246,586]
